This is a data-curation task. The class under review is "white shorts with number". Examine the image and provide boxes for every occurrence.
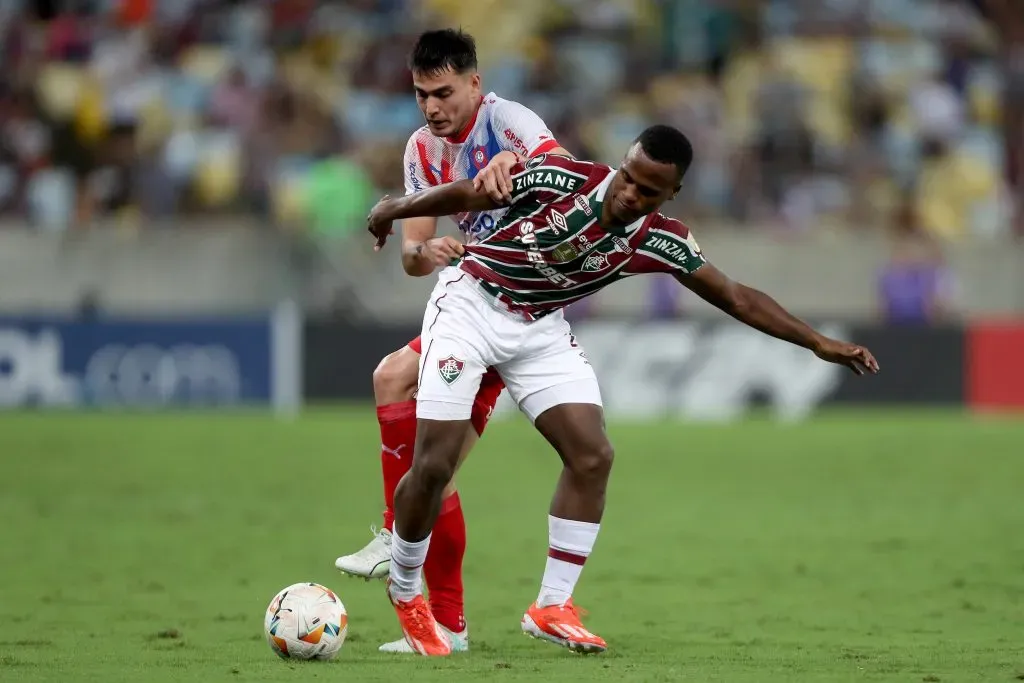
[417,267,602,423]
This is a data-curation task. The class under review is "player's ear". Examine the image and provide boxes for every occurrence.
[469,72,481,91]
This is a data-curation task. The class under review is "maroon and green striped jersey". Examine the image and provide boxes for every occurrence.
[460,154,706,320]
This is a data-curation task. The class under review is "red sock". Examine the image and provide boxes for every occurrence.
[376,401,417,532]
[424,492,467,633]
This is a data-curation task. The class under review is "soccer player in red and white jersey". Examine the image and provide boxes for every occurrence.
[366,125,879,656]
[333,29,573,653]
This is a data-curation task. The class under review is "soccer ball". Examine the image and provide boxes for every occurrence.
[264,582,348,660]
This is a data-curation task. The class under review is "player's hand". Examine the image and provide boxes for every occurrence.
[367,195,395,251]
[473,150,518,204]
[813,338,880,376]
[420,236,465,267]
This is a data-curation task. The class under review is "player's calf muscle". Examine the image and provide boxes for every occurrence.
[373,347,420,405]
[396,418,469,539]
[535,404,613,522]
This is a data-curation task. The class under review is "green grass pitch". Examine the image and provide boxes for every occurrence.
[2,408,1023,682]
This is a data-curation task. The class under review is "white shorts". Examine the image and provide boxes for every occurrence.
[417,267,602,423]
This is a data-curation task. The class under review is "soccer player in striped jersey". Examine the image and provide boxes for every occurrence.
[366,125,880,656]
[333,29,574,654]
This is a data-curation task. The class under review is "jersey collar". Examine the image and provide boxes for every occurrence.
[445,94,485,144]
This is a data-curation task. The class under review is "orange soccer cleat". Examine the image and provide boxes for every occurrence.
[521,599,607,654]
[386,580,452,656]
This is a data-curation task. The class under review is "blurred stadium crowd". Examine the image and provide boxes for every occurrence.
[0,0,1021,245]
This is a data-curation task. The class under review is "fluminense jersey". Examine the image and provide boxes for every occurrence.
[460,154,707,320]
[403,92,560,243]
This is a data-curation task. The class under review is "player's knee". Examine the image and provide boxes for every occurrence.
[568,440,615,481]
[373,350,417,404]
[411,455,457,491]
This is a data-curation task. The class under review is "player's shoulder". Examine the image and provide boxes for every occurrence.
[481,92,545,123]
[480,92,517,116]
[403,125,434,150]
[643,212,706,264]
[647,212,698,239]
[518,152,596,177]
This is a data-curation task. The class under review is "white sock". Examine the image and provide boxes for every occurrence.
[389,528,430,601]
[537,515,600,607]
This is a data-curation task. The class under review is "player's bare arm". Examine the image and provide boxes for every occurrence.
[676,264,880,376]
[399,216,466,277]
[400,217,438,275]
[368,181,499,249]
[474,146,574,203]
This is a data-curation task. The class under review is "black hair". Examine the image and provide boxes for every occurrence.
[635,125,693,180]
[408,29,478,76]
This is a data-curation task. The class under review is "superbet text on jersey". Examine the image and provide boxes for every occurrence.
[403,93,560,243]
[460,154,707,320]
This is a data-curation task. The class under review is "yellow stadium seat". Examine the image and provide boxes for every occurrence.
[194,160,240,208]
[770,38,853,146]
[36,64,88,121]
[968,80,1000,126]
[136,98,173,153]
[916,152,998,240]
[721,49,762,144]
[74,79,108,145]
[272,173,308,226]
[178,46,231,85]
[193,138,241,208]
[773,37,853,95]
[807,98,852,147]
[423,0,551,67]
[648,74,704,112]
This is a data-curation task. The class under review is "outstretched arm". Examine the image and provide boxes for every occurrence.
[367,181,501,250]
[677,264,880,375]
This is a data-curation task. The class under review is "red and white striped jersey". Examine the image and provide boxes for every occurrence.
[460,154,707,320]
[402,92,560,243]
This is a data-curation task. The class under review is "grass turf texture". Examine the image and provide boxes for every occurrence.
[2,409,1023,682]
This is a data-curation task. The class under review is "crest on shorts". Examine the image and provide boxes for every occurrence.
[437,355,465,385]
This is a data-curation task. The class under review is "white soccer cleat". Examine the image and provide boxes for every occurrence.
[378,625,469,653]
[334,526,392,580]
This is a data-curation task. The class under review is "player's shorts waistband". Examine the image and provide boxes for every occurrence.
[456,268,558,324]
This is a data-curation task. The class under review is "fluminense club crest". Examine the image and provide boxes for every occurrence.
[437,355,465,385]
[582,253,611,272]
